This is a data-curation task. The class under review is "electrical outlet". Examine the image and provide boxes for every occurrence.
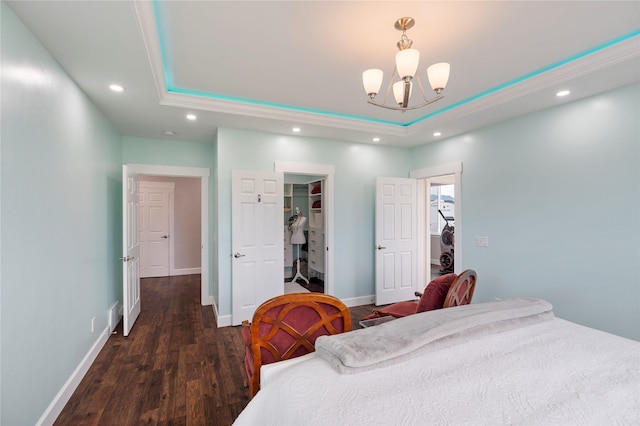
[475,236,489,247]
[91,317,96,333]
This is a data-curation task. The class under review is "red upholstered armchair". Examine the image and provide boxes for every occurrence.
[365,269,477,320]
[241,293,352,397]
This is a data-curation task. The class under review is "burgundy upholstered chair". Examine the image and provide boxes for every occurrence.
[241,293,352,397]
[365,269,477,319]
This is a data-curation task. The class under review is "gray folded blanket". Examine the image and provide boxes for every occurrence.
[315,297,554,374]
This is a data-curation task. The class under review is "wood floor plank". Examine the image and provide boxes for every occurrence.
[54,275,375,425]
[186,378,204,425]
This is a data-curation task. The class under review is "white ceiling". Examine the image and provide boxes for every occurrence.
[7,1,640,148]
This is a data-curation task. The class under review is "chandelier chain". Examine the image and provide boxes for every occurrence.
[397,33,413,51]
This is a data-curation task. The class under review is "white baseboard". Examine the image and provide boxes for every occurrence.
[216,313,232,327]
[170,267,202,276]
[211,298,218,321]
[36,326,111,426]
[211,300,232,327]
[108,301,122,333]
[342,294,375,307]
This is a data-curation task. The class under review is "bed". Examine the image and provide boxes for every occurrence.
[234,298,639,425]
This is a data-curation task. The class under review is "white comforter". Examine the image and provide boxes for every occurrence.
[234,298,640,425]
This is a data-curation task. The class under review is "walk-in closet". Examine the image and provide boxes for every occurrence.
[284,176,325,293]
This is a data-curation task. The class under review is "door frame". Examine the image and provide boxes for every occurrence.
[275,161,335,296]
[410,162,463,282]
[124,164,210,305]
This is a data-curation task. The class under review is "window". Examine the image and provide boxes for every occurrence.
[430,184,455,235]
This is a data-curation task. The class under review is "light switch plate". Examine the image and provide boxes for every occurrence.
[475,236,489,247]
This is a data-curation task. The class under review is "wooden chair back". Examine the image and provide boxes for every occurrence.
[443,269,476,308]
[243,293,352,397]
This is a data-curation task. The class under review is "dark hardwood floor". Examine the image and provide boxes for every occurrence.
[54,275,374,425]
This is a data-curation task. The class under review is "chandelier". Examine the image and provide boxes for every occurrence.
[362,17,450,111]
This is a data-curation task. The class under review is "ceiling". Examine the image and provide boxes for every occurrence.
[7,1,640,148]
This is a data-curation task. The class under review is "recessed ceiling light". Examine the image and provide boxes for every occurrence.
[109,84,124,92]
[292,127,301,133]
[372,137,380,142]
[433,132,442,137]
[556,90,570,97]
[164,130,176,136]
[186,114,197,121]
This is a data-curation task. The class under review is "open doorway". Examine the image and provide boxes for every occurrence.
[123,164,212,326]
[410,161,462,287]
[138,177,201,279]
[428,175,455,281]
[275,161,335,297]
[283,175,325,294]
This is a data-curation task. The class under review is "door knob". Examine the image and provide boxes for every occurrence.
[377,245,387,250]
[234,252,245,258]
[161,235,169,239]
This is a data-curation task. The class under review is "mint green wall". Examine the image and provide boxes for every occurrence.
[1,2,123,424]
[215,130,410,315]
[123,136,216,168]
[122,136,218,304]
[409,84,640,340]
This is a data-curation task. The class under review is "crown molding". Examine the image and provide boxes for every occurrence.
[131,0,167,102]
[159,91,411,136]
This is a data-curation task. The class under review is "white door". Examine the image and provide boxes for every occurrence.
[139,182,172,278]
[231,170,284,325]
[375,177,418,305]
[122,165,141,336]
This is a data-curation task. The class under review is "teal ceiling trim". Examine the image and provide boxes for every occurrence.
[152,0,639,129]
[404,29,640,127]
[152,1,174,88]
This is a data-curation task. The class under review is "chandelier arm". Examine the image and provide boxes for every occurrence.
[367,94,444,111]
[377,64,400,107]
[414,75,429,102]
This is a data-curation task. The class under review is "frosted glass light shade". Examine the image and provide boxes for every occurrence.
[395,49,420,79]
[427,62,450,91]
[362,69,384,96]
[393,80,412,105]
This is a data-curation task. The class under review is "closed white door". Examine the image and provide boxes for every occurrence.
[139,182,173,278]
[375,177,418,305]
[122,165,141,336]
[231,170,284,325]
